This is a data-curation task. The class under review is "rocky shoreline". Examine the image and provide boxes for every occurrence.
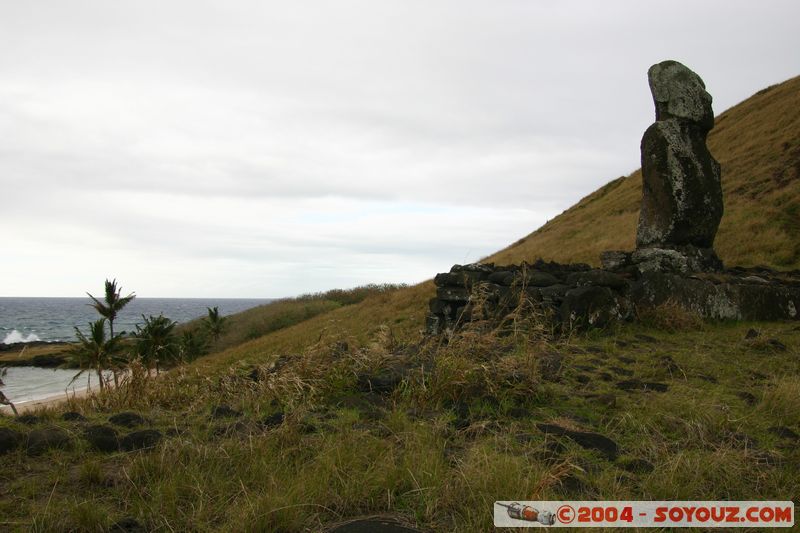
[0,341,73,368]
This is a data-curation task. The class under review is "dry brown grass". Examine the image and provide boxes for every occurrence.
[194,281,435,373]
[635,300,705,333]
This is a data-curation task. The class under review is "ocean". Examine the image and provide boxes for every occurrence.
[0,297,274,344]
[0,297,274,405]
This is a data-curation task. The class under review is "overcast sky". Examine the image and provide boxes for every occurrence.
[1,1,798,298]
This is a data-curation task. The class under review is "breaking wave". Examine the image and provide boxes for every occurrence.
[2,330,42,344]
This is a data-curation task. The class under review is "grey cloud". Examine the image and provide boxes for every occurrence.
[1,1,798,296]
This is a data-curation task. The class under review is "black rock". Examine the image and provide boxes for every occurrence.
[434,272,463,287]
[768,426,800,441]
[561,285,621,328]
[536,423,619,460]
[0,427,23,454]
[61,411,86,422]
[428,298,447,315]
[514,432,537,444]
[445,401,470,420]
[357,367,405,395]
[210,405,242,419]
[436,286,470,302]
[26,427,71,455]
[767,339,787,351]
[110,517,146,532]
[538,284,569,304]
[424,313,442,335]
[120,429,162,451]
[339,393,386,419]
[451,263,495,274]
[632,245,722,274]
[535,439,567,463]
[601,251,632,271]
[752,450,783,467]
[567,269,629,290]
[659,355,680,373]
[736,391,758,405]
[488,270,517,286]
[558,473,593,495]
[17,414,40,425]
[247,366,262,382]
[84,424,120,453]
[619,458,655,474]
[109,412,146,428]
[745,328,760,339]
[526,271,560,287]
[262,412,285,429]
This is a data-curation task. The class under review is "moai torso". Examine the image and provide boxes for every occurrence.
[636,61,723,249]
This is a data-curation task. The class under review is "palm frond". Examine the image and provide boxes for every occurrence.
[67,368,88,388]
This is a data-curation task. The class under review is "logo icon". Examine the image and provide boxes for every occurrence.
[557,504,576,524]
[497,502,556,525]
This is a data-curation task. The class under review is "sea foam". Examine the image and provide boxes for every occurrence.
[2,330,42,344]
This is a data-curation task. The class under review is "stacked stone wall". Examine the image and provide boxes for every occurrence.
[426,260,800,335]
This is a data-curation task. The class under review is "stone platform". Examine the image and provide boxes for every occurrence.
[425,259,800,335]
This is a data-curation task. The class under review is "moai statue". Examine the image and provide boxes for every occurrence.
[633,60,723,272]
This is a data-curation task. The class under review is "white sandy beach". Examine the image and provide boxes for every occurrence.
[0,386,92,414]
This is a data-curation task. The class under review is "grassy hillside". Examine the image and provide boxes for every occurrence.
[490,75,800,269]
[1,76,799,532]
[178,284,407,355]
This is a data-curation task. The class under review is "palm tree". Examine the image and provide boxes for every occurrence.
[203,306,227,343]
[69,319,123,391]
[179,330,208,362]
[135,314,178,375]
[87,279,136,338]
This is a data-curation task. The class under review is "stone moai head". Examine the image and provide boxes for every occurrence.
[648,60,714,132]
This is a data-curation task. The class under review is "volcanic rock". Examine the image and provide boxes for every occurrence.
[84,424,120,453]
[26,426,71,455]
[0,427,23,455]
[120,429,162,451]
[636,60,723,265]
[109,412,146,428]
